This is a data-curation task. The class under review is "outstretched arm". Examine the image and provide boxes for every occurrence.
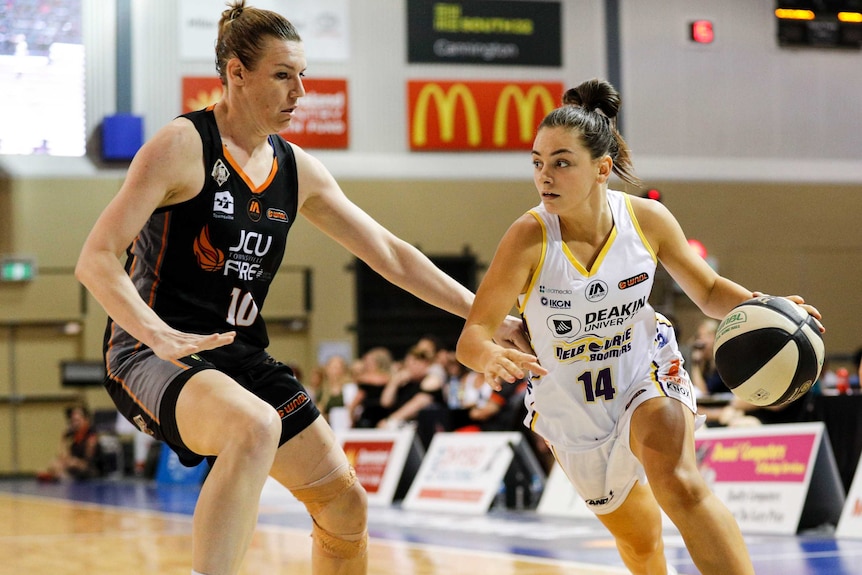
[456,215,547,387]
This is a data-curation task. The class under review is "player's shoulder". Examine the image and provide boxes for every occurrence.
[512,209,545,234]
[625,191,677,231]
[143,117,203,161]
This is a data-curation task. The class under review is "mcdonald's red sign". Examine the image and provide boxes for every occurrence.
[408,80,563,151]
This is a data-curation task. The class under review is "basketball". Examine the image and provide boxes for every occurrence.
[713,296,824,407]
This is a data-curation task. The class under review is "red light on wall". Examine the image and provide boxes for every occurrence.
[688,239,708,259]
[643,188,662,201]
[690,20,715,44]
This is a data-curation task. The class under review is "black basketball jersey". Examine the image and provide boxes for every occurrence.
[105,106,299,372]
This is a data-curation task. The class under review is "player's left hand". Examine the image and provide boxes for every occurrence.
[494,315,532,353]
[755,292,825,334]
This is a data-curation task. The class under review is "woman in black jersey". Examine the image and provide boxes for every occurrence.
[75,3,526,574]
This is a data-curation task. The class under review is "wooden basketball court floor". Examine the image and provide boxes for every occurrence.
[1,477,861,574]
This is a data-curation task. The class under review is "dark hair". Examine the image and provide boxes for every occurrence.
[215,1,301,85]
[65,404,90,419]
[538,78,641,188]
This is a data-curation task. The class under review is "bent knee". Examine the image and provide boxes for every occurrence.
[181,402,281,463]
[649,466,711,508]
[292,464,368,533]
[615,533,663,563]
[227,408,282,457]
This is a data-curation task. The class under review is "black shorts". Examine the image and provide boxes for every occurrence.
[105,349,320,467]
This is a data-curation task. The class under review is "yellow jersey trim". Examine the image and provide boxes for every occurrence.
[519,210,548,315]
[625,194,657,264]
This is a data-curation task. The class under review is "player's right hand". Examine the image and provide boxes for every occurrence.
[483,348,547,390]
[150,329,236,361]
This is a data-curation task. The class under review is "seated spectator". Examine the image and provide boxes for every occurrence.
[38,405,104,482]
[688,318,727,396]
[315,354,355,418]
[450,371,524,432]
[413,333,450,383]
[349,347,394,428]
[711,394,814,427]
[377,345,446,430]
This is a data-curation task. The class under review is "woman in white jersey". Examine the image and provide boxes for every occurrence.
[456,78,824,575]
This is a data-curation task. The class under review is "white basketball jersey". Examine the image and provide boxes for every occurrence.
[519,190,660,450]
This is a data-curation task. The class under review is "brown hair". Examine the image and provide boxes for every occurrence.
[215,1,301,85]
[538,78,641,188]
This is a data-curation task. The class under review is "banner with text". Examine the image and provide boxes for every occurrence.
[403,431,522,514]
[407,0,561,66]
[695,422,838,534]
[178,0,349,62]
[407,80,563,151]
[181,77,349,149]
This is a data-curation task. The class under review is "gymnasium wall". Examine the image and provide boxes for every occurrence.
[1,0,860,473]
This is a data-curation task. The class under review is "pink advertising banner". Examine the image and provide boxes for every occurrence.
[695,432,816,483]
[693,422,834,534]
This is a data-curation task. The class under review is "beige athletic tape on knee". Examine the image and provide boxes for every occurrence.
[311,520,368,559]
[291,463,357,517]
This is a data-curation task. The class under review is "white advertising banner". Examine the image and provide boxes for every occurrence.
[694,422,843,535]
[402,431,522,514]
[179,0,349,62]
[837,459,862,538]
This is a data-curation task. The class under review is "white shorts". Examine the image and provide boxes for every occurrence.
[549,317,702,515]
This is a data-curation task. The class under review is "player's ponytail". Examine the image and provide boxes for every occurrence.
[541,79,641,188]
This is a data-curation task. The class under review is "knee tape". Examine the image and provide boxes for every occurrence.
[311,520,368,560]
[291,463,357,517]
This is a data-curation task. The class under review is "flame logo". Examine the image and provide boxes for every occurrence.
[193,225,225,272]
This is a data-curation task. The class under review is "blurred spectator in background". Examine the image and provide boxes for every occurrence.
[315,355,355,417]
[413,333,449,383]
[38,405,103,482]
[350,347,394,428]
[688,318,726,396]
[315,354,358,432]
[450,372,522,433]
[710,392,815,427]
[378,345,446,431]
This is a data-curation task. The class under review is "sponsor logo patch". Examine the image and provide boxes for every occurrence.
[618,272,649,290]
[585,279,608,302]
[247,198,262,222]
[266,208,289,223]
[276,391,311,419]
[546,314,581,340]
[586,490,614,507]
[213,190,234,216]
[211,159,230,186]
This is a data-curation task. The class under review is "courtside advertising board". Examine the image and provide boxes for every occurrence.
[694,422,844,534]
[403,432,523,514]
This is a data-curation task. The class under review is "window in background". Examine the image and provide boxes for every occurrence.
[0,0,85,156]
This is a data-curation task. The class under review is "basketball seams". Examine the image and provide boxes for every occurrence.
[713,296,824,408]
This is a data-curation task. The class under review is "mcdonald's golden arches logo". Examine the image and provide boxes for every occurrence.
[408,80,563,151]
